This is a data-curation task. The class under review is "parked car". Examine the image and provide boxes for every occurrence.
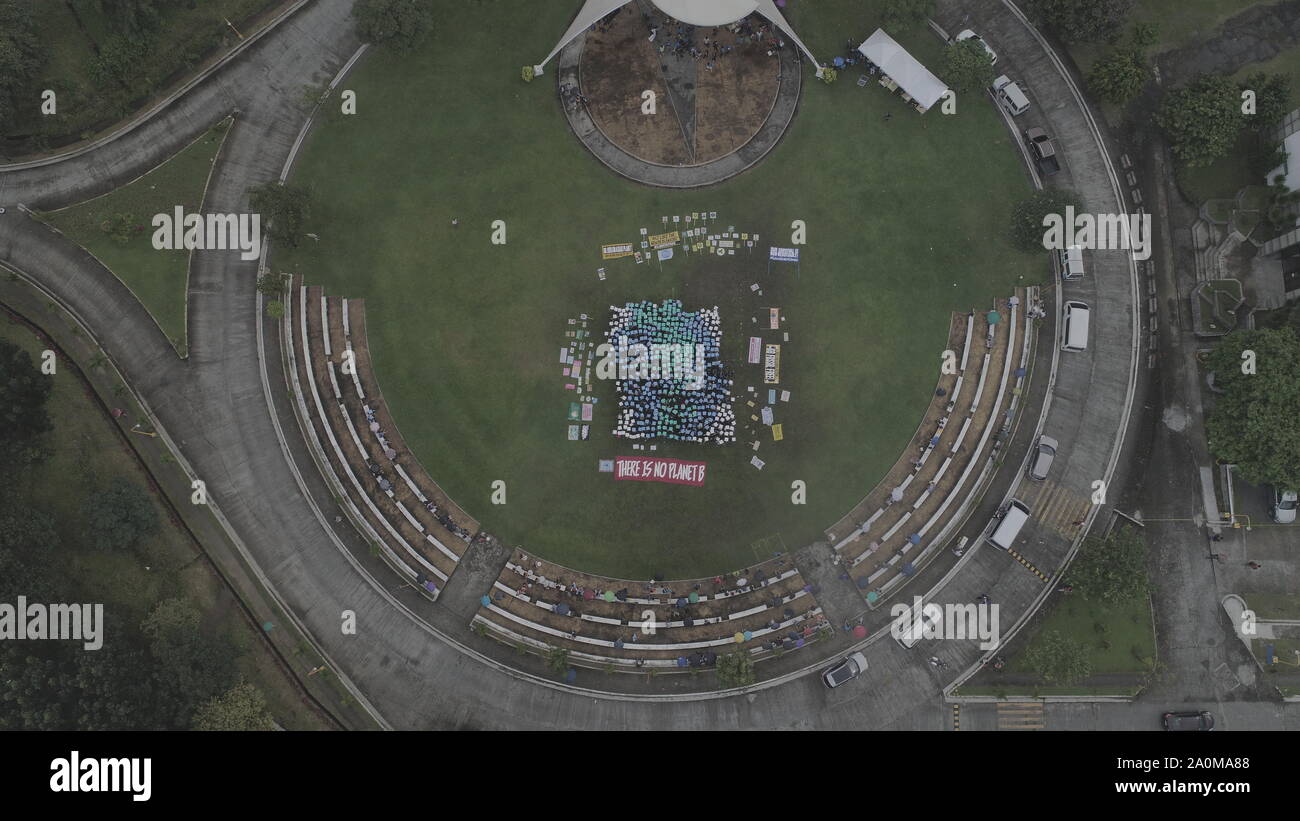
[1271,488,1298,524]
[955,29,997,64]
[1162,711,1215,731]
[822,652,869,688]
[1023,127,1060,175]
[992,75,1030,116]
[1028,434,1058,481]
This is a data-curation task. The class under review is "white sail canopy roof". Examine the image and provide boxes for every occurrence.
[538,0,819,72]
[650,0,760,26]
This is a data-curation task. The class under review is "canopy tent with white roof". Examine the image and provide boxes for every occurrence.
[536,0,820,74]
[856,28,949,113]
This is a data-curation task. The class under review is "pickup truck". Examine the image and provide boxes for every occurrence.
[1023,127,1060,175]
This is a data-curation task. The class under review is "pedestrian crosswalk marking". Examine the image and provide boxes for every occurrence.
[1022,480,1092,539]
[997,701,1045,730]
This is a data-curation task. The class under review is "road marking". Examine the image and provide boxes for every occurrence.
[1006,547,1051,582]
[997,701,1045,730]
[1024,480,1090,539]
[952,703,960,731]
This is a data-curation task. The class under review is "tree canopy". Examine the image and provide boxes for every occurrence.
[1156,74,1243,168]
[84,482,160,552]
[353,0,435,51]
[192,680,276,731]
[1205,328,1300,490]
[248,181,311,247]
[1026,0,1134,43]
[715,650,755,687]
[942,38,996,94]
[0,339,53,463]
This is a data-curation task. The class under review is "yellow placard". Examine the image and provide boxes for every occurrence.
[601,243,634,259]
[772,424,784,441]
[648,231,680,249]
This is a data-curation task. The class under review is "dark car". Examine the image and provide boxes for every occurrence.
[1162,711,1214,731]
[1023,127,1060,175]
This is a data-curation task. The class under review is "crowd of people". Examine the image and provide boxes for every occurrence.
[643,12,789,69]
[608,300,736,445]
[363,404,472,543]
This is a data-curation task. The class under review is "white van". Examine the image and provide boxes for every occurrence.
[1062,301,1090,352]
[893,602,942,649]
[993,75,1030,116]
[1059,245,1085,280]
[989,499,1031,550]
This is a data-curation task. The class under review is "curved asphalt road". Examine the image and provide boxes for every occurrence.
[0,0,1152,729]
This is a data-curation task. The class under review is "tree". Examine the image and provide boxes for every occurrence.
[941,38,995,94]
[1026,0,1134,43]
[1240,72,1291,133]
[1205,328,1300,490]
[0,0,44,127]
[248,182,311,247]
[0,339,53,463]
[1067,526,1149,603]
[545,645,569,675]
[142,599,236,725]
[256,272,287,298]
[265,300,285,320]
[192,680,276,731]
[0,506,58,601]
[881,0,934,33]
[352,0,435,51]
[1009,188,1082,253]
[1156,74,1242,167]
[1023,630,1092,685]
[84,482,159,552]
[1087,48,1146,105]
[715,650,755,688]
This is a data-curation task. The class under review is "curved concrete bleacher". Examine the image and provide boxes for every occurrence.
[825,290,1036,605]
[473,553,832,669]
[286,278,480,598]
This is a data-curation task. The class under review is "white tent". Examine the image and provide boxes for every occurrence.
[857,28,949,112]
[537,0,819,73]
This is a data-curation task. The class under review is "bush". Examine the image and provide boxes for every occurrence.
[1087,48,1146,105]
[545,646,569,675]
[265,300,285,320]
[1026,0,1134,44]
[881,0,934,33]
[248,182,311,247]
[715,651,755,688]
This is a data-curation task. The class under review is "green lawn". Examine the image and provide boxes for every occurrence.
[2,321,328,730]
[274,1,1038,578]
[1247,592,1300,620]
[43,119,231,357]
[1005,592,1156,677]
[8,0,275,152]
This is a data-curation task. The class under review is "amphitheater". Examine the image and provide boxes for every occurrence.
[0,0,1142,728]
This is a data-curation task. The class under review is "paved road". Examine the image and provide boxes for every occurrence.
[3,0,1261,729]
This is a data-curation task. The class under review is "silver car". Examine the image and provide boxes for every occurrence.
[822,652,868,688]
[1028,435,1058,481]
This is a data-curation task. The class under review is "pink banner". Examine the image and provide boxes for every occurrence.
[613,456,707,486]
[748,336,762,364]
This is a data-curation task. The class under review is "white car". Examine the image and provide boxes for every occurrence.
[822,652,868,688]
[1271,488,1297,524]
[955,29,997,65]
